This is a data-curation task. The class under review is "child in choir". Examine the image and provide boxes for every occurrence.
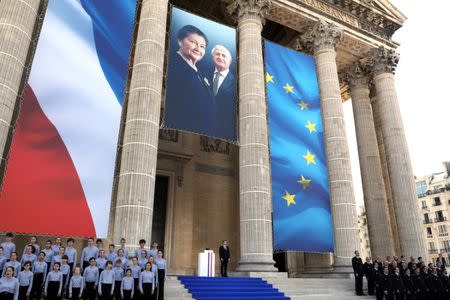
[98,262,114,300]
[128,258,140,298]
[139,263,155,299]
[105,245,117,264]
[65,239,77,274]
[112,260,124,300]
[51,239,61,256]
[0,247,6,275]
[22,237,40,257]
[1,233,16,261]
[148,243,158,259]
[42,241,54,273]
[154,251,166,300]
[17,262,33,300]
[0,266,19,300]
[60,256,71,295]
[82,258,99,300]
[20,246,36,268]
[68,267,83,300]
[44,262,63,300]
[137,251,147,270]
[96,240,104,251]
[51,247,65,271]
[31,252,47,300]
[116,250,127,270]
[134,240,147,259]
[118,239,128,260]
[3,253,21,278]
[120,269,134,300]
[147,256,158,296]
[96,250,107,273]
[81,239,99,271]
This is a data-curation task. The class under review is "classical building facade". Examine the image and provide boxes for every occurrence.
[358,206,372,260]
[417,163,450,265]
[0,0,426,275]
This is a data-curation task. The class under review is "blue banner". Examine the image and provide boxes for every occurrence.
[163,7,237,141]
[265,40,334,252]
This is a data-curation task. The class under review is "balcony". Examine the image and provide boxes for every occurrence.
[424,219,433,224]
[427,234,433,238]
[439,233,449,237]
[433,202,442,206]
[441,248,450,253]
[429,249,439,254]
[422,205,429,209]
[434,217,447,223]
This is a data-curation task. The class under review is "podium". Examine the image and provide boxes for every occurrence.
[197,249,215,277]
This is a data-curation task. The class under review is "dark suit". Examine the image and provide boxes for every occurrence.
[437,257,447,269]
[363,262,375,295]
[165,52,216,136]
[208,69,237,141]
[352,256,364,295]
[219,245,230,277]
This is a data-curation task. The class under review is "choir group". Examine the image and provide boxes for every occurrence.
[0,233,166,300]
[353,250,450,299]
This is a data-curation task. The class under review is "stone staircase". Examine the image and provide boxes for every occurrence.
[263,276,374,300]
[165,276,193,300]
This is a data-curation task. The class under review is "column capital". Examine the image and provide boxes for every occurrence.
[300,19,343,53]
[228,0,272,24]
[346,63,370,90]
[362,46,399,77]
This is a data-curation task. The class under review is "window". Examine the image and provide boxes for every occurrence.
[422,201,427,209]
[424,213,431,223]
[442,241,450,252]
[438,225,448,237]
[430,242,436,250]
[436,211,446,222]
[434,197,442,206]
[427,227,433,235]
[416,180,427,196]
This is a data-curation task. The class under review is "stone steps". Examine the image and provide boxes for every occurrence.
[165,277,193,300]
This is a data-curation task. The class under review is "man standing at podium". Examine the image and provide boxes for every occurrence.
[219,240,230,277]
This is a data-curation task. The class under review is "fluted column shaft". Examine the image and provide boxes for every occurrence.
[0,0,42,185]
[230,0,276,272]
[111,0,168,247]
[366,47,426,258]
[371,93,401,256]
[347,65,394,258]
[303,20,359,271]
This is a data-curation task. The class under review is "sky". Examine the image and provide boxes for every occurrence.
[342,0,450,207]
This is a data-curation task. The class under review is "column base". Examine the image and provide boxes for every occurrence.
[230,271,287,278]
[236,261,278,272]
[332,264,354,274]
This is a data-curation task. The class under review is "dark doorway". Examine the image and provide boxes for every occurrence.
[151,176,169,250]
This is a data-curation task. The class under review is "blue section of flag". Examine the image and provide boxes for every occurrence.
[80,0,136,104]
[265,40,334,252]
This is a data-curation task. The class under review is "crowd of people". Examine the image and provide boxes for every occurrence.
[0,233,166,300]
[352,250,450,299]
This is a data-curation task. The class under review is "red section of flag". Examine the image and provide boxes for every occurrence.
[0,85,96,237]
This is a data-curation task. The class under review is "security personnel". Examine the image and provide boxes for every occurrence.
[352,250,364,296]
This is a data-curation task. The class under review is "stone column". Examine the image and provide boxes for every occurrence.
[302,20,359,272]
[111,0,168,248]
[364,47,426,258]
[371,91,401,256]
[346,63,395,258]
[229,0,276,272]
[0,0,42,184]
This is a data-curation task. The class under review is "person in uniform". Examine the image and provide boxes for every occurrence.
[105,246,116,265]
[134,241,147,260]
[0,266,19,300]
[82,258,99,300]
[51,239,62,257]
[42,241,54,274]
[391,267,405,300]
[81,239,99,272]
[402,268,415,300]
[380,266,393,300]
[0,248,6,275]
[118,239,128,260]
[20,246,36,268]
[17,262,33,300]
[3,253,21,278]
[112,260,123,300]
[51,247,65,272]
[147,258,158,300]
[128,258,140,300]
[115,250,127,271]
[148,243,158,260]
[0,233,16,262]
[154,251,166,300]
[60,256,71,296]
[120,269,134,300]
[22,237,40,257]
[137,251,147,271]
[65,239,77,275]
[31,252,47,300]
[363,257,375,296]
[430,267,443,300]
[412,267,426,300]
[98,262,114,300]
[352,250,364,296]
[68,267,83,300]
[138,263,155,300]
[373,262,383,300]
[44,262,63,300]
[96,251,107,274]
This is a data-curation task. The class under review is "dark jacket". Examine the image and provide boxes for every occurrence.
[391,273,405,295]
[403,274,415,296]
[352,256,363,275]
[219,245,230,261]
[380,272,393,295]
[363,262,374,280]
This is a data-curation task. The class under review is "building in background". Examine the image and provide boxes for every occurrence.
[417,162,450,264]
[358,206,372,260]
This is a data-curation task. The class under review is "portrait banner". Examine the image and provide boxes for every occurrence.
[163,7,238,142]
[265,40,334,252]
[0,0,136,238]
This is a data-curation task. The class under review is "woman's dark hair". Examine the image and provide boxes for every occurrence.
[177,25,208,46]
[53,262,61,267]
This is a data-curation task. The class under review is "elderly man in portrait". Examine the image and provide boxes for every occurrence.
[208,44,237,141]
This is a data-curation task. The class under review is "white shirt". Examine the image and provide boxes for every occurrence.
[213,68,230,92]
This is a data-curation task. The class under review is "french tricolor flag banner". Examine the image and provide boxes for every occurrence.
[0,0,136,237]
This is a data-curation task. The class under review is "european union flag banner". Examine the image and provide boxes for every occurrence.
[265,40,334,252]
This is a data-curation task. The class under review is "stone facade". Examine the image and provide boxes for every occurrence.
[0,0,426,276]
